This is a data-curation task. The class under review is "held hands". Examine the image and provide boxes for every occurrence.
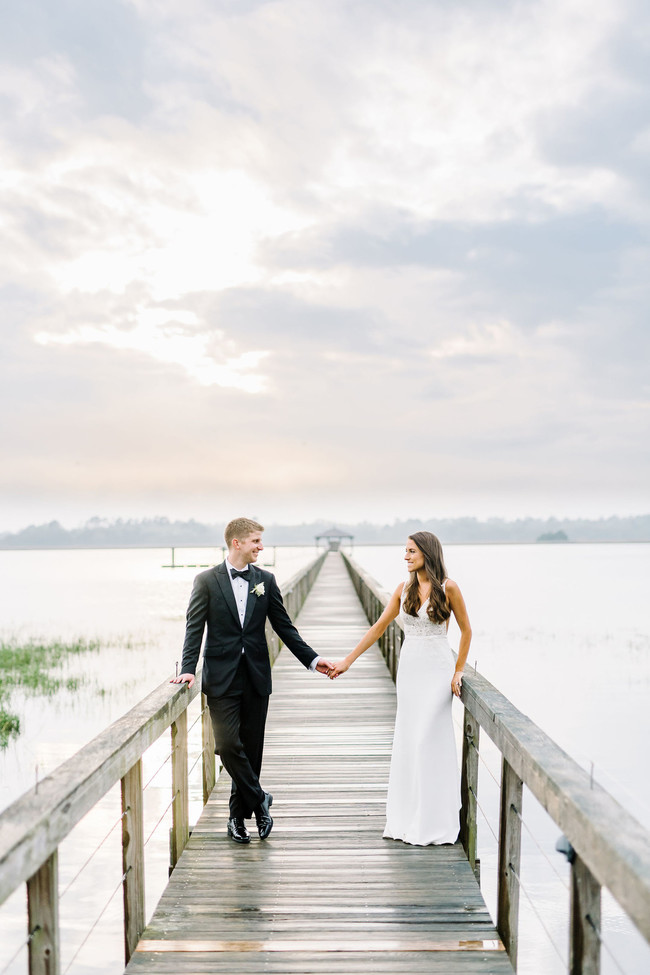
[315,658,335,676]
[327,659,350,679]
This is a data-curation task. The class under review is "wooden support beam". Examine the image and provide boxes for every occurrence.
[570,853,601,975]
[201,694,216,806]
[497,757,523,969]
[121,759,145,964]
[27,851,59,975]
[460,707,480,878]
[170,710,189,871]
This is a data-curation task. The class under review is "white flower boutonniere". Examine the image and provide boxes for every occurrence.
[253,582,265,597]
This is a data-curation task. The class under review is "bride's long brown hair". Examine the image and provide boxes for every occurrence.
[402,532,451,624]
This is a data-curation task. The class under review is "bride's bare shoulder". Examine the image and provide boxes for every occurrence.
[444,579,466,603]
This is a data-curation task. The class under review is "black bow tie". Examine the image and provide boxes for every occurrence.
[230,568,251,581]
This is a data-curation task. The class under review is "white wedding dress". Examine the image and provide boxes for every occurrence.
[383,584,461,845]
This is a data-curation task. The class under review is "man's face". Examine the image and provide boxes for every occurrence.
[235,531,264,564]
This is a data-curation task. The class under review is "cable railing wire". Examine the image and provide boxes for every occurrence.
[144,794,176,848]
[142,750,172,792]
[508,805,571,893]
[586,912,629,975]
[0,928,37,975]
[456,714,571,892]
[508,861,569,970]
[187,707,204,735]
[62,868,129,975]
[472,785,500,846]
[188,748,206,778]
[59,810,127,900]
[453,714,501,789]
[142,704,205,792]
[456,711,635,973]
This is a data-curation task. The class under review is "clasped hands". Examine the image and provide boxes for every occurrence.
[321,659,349,680]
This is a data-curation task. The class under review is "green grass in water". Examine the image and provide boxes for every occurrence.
[0,638,100,748]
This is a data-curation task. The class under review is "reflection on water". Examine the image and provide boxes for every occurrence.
[0,546,317,975]
[0,543,648,975]
[0,546,319,804]
[354,542,650,975]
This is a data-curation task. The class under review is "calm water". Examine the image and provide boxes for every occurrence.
[0,543,648,974]
[354,542,650,975]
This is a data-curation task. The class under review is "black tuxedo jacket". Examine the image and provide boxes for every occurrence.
[179,561,317,697]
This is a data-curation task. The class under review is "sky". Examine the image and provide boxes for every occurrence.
[1,0,649,531]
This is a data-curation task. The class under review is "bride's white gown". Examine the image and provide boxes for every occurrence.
[383,585,461,845]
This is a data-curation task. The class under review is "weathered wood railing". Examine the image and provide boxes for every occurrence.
[341,551,650,974]
[0,551,326,975]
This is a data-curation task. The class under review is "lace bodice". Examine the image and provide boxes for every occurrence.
[399,585,448,637]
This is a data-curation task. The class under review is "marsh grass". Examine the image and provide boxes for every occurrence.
[0,638,100,747]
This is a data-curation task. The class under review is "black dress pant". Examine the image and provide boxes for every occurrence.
[207,654,269,819]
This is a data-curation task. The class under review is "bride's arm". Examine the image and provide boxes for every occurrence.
[446,580,472,696]
[329,584,403,677]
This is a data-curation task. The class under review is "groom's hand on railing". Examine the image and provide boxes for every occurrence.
[171,673,195,688]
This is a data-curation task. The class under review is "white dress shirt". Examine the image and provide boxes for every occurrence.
[225,559,320,671]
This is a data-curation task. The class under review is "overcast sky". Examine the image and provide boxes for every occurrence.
[1,0,648,530]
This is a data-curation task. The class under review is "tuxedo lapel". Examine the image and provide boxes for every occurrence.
[243,565,261,630]
[215,562,241,628]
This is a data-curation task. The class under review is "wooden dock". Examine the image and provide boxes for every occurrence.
[125,552,511,974]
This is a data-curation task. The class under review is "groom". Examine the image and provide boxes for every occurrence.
[171,517,333,844]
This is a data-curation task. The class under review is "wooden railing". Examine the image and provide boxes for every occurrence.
[341,551,650,974]
[0,551,326,975]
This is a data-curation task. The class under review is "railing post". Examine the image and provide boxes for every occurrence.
[27,851,60,975]
[497,757,523,969]
[201,693,216,805]
[460,707,480,878]
[121,759,145,963]
[170,707,189,870]
[570,854,601,975]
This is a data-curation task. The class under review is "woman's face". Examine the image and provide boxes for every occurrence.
[404,538,425,574]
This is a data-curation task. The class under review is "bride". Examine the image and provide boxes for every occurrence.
[330,532,471,846]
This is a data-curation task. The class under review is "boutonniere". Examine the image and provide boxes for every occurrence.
[252,582,265,597]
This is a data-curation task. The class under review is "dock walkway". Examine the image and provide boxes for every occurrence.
[126,552,511,974]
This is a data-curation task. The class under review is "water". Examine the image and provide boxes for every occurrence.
[0,545,318,974]
[351,542,650,975]
[0,542,648,973]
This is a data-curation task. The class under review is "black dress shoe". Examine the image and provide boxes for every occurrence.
[254,792,273,840]
[227,817,251,844]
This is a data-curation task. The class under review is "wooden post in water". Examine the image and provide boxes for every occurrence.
[460,707,480,878]
[170,709,189,870]
[570,853,601,975]
[121,759,145,963]
[27,851,60,975]
[201,693,216,805]
[497,757,523,969]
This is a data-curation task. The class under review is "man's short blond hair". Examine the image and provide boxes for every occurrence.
[224,517,265,548]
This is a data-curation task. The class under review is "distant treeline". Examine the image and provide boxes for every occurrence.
[1,514,649,548]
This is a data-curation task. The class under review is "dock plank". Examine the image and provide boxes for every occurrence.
[125,552,512,974]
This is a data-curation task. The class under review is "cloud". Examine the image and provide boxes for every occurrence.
[0,0,648,528]
[0,0,150,121]
[34,313,271,392]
